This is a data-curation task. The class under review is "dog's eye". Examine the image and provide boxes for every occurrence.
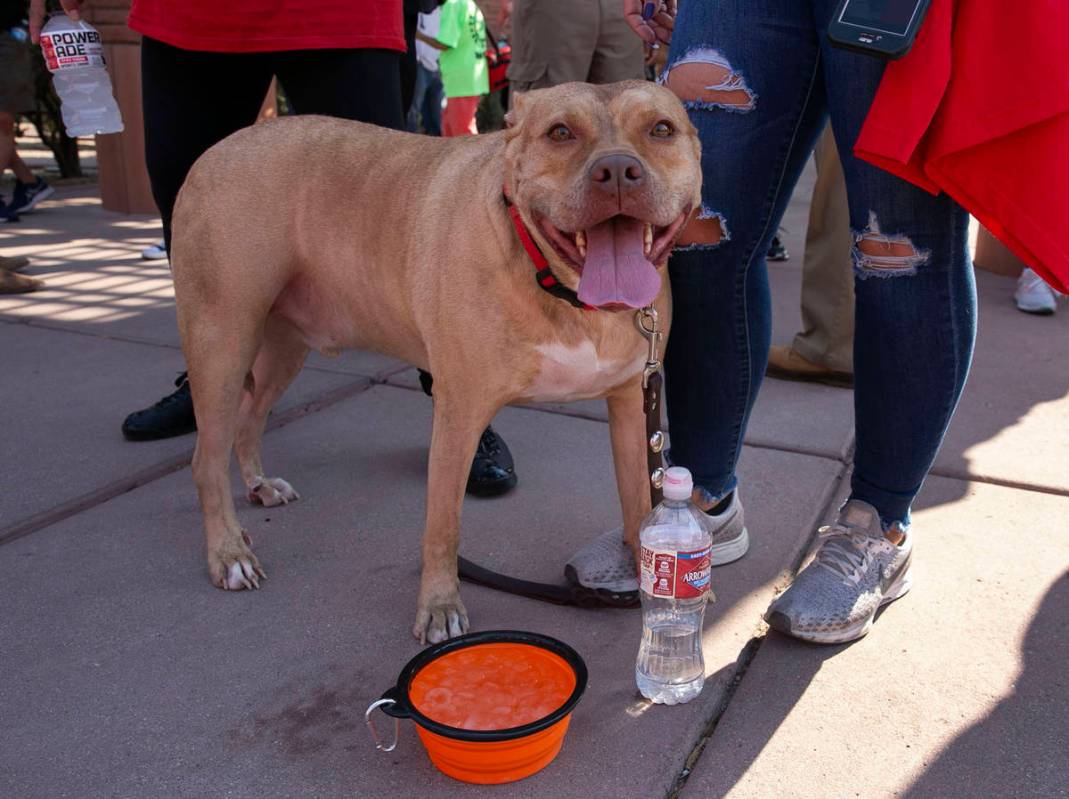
[651,121,674,139]
[547,124,574,143]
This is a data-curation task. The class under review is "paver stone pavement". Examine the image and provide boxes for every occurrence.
[680,477,1069,799]
[4,148,1068,799]
[932,270,1069,494]
[0,384,841,798]
[0,320,364,530]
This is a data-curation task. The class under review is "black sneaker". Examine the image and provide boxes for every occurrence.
[10,177,55,215]
[121,372,197,441]
[0,198,19,224]
[767,233,790,261]
[466,425,518,497]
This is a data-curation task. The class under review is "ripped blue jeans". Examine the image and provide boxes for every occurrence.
[662,0,976,527]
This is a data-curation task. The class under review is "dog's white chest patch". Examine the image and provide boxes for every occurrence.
[523,340,644,402]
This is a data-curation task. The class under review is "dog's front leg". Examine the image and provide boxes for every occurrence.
[607,378,653,569]
[414,390,496,644]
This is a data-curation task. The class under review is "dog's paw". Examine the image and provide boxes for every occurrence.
[208,533,267,591]
[247,477,300,508]
[413,595,470,645]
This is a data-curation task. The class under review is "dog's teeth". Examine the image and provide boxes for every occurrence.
[644,224,653,256]
[576,230,587,258]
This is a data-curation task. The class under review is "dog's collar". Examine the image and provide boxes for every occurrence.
[502,191,594,311]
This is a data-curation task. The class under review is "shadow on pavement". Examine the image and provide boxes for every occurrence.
[902,572,1069,798]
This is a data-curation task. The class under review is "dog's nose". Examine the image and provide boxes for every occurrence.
[588,153,646,193]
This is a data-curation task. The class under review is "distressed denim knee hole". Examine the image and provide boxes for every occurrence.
[853,211,929,278]
[661,48,757,113]
[676,207,730,250]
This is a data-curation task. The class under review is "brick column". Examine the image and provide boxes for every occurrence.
[81,0,155,214]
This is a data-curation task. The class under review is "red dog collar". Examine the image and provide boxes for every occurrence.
[503,191,594,311]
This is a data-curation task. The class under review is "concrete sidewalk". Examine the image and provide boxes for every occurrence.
[1,179,1066,799]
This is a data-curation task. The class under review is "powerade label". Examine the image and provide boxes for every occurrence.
[641,544,711,599]
[40,28,105,72]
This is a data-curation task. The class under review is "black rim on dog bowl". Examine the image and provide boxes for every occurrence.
[373,630,588,744]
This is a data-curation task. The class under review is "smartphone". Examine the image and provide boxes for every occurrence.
[827,0,932,60]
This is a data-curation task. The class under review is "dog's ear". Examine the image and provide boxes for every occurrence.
[504,91,528,130]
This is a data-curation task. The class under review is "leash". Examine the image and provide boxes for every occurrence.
[637,306,666,508]
[456,195,666,608]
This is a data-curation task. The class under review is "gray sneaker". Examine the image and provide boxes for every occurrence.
[564,493,750,594]
[765,499,913,644]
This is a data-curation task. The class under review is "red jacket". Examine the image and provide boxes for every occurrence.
[855,0,1069,292]
[128,0,405,54]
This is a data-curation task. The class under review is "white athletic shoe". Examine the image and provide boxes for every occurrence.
[1014,268,1057,315]
[141,240,168,261]
[765,500,912,644]
[564,493,749,596]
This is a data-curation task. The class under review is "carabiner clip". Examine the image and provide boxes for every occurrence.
[365,698,400,753]
[635,306,662,388]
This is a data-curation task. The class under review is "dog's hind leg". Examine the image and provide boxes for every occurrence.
[413,384,498,643]
[235,314,309,508]
[186,317,266,591]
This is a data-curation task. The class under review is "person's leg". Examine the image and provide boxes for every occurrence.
[843,190,973,515]
[0,111,47,222]
[7,150,36,185]
[661,0,828,508]
[794,125,854,370]
[401,8,419,116]
[422,70,444,136]
[123,40,272,442]
[0,114,36,184]
[768,123,855,385]
[568,0,828,593]
[0,30,38,211]
[141,38,273,252]
[507,0,598,93]
[274,47,403,130]
[587,0,646,84]
[765,1,975,644]
[0,111,20,183]
[441,95,480,137]
[407,62,431,132]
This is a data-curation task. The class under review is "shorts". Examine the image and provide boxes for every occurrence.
[506,0,645,92]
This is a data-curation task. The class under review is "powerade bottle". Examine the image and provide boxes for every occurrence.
[39,14,123,137]
[635,467,714,704]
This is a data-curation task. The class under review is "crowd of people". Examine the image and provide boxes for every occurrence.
[3,0,1062,646]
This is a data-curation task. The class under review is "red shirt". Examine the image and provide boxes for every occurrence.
[855,0,1069,293]
[128,0,405,54]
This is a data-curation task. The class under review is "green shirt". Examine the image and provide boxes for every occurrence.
[436,0,488,99]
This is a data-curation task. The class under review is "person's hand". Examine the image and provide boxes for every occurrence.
[498,0,512,33]
[622,0,675,48]
[29,0,86,44]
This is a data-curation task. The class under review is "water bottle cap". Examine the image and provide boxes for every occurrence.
[662,466,693,500]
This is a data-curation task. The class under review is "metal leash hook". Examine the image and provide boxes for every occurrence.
[635,305,662,389]
[636,306,666,498]
[364,698,399,753]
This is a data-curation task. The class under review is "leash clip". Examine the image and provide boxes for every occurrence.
[635,306,662,388]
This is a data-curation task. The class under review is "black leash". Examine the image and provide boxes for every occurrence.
[457,556,640,608]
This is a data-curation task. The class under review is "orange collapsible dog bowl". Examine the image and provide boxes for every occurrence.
[365,631,587,784]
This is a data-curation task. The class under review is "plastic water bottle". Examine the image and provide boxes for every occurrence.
[635,467,714,705]
[39,14,123,137]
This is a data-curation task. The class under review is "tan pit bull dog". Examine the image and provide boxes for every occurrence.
[171,80,702,644]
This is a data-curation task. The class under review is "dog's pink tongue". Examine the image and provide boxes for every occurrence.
[577,217,660,308]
